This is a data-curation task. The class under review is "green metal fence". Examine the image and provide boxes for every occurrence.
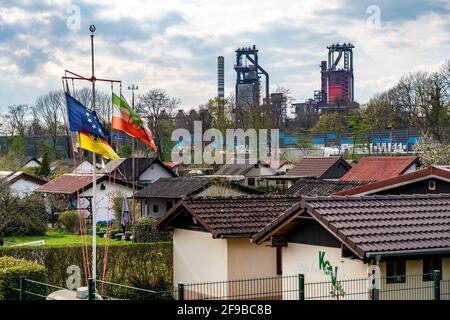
[10,271,450,300]
[179,271,449,301]
[11,277,174,300]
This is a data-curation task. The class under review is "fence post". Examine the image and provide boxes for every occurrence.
[88,278,95,301]
[178,283,184,300]
[298,274,305,300]
[433,270,441,301]
[19,276,26,301]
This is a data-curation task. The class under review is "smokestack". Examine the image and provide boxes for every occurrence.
[217,56,224,98]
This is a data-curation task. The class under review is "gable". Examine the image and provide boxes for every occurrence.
[286,218,341,248]
[374,177,450,195]
[196,184,251,197]
[138,162,174,183]
[321,160,350,179]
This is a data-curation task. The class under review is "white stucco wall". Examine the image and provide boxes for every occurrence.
[138,163,173,183]
[79,180,135,222]
[9,179,42,197]
[282,243,369,300]
[173,229,228,298]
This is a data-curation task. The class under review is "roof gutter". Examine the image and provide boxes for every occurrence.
[366,247,450,259]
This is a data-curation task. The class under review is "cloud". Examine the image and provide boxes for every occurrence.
[0,0,448,112]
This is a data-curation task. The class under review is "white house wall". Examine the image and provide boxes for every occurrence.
[80,181,135,223]
[282,242,368,300]
[138,163,173,184]
[9,179,42,197]
[173,229,228,298]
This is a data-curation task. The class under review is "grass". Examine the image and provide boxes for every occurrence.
[3,229,135,247]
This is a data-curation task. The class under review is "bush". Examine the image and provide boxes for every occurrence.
[132,217,172,243]
[58,211,80,234]
[0,256,47,300]
[0,243,173,298]
[1,190,48,237]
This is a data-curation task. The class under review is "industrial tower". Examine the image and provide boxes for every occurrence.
[319,43,355,110]
[234,45,269,107]
[217,56,225,99]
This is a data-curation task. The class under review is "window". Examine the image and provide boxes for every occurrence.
[276,247,282,275]
[428,180,436,191]
[423,257,442,281]
[386,259,406,283]
[152,205,158,213]
[166,201,173,211]
[248,177,256,186]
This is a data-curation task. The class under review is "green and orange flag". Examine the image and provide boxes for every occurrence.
[112,93,158,153]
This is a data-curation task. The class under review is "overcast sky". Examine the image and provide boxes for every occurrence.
[0,0,449,112]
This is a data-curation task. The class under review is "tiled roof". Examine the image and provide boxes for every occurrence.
[135,177,213,198]
[155,196,301,238]
[215,160,271,176]
[0,171,46,186]
[135,176,264,198]
[254,194,450,259]
[284,177,371,196]
[34,174,137,194]
[301,194,450,258]
[340,156,419,181]
[286,156,349,177]
[335,165,450,196]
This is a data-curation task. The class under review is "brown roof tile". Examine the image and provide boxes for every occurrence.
[285,177,371,196]
[302,194,450,258]
[155,196,302,238]
[286,156,349,177]
[253,194,450,259]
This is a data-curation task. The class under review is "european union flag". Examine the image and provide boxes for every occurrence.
[66,93,109,142]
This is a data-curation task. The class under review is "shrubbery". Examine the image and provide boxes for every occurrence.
[58,210,80,234]
[0,256,47,300]
[0,186,48,238]
[132,217,172,243]
[0,243,172,296]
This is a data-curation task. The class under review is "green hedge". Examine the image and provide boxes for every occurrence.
[0,256,47,300]
[0,243,173,298]
[132,217,172,243]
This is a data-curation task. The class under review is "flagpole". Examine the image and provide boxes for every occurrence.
[90,25,97,286]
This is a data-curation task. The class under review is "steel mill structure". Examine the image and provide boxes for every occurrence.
[318,43,356,111]
[234,45,269,108]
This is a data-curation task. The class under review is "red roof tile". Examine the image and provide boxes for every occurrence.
[335,165,450,196]
[340,156,418,181]
[34,174,138,194]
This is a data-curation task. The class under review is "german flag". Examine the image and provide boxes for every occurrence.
[79,132,119,160]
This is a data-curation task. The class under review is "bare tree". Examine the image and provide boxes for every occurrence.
[138,88,180,156]
[34,90,65,152]
[74,87,112,132]
[7,104,28,137]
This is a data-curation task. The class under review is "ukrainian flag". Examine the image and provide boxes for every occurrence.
[79,132,119,160]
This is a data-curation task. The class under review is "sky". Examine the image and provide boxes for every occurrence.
[0,0,449,112]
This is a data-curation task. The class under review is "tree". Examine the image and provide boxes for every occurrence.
[7,104,28,137]
[313,112,346,152]
[413,134,450,167]
[138,88,180,157]
[37,152,51,177]
[34,90,65,154]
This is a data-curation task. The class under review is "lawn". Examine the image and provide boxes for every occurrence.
[3,230,134,247]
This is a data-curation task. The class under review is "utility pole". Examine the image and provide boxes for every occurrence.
[89,24,97,286]
[128,84,138,221]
